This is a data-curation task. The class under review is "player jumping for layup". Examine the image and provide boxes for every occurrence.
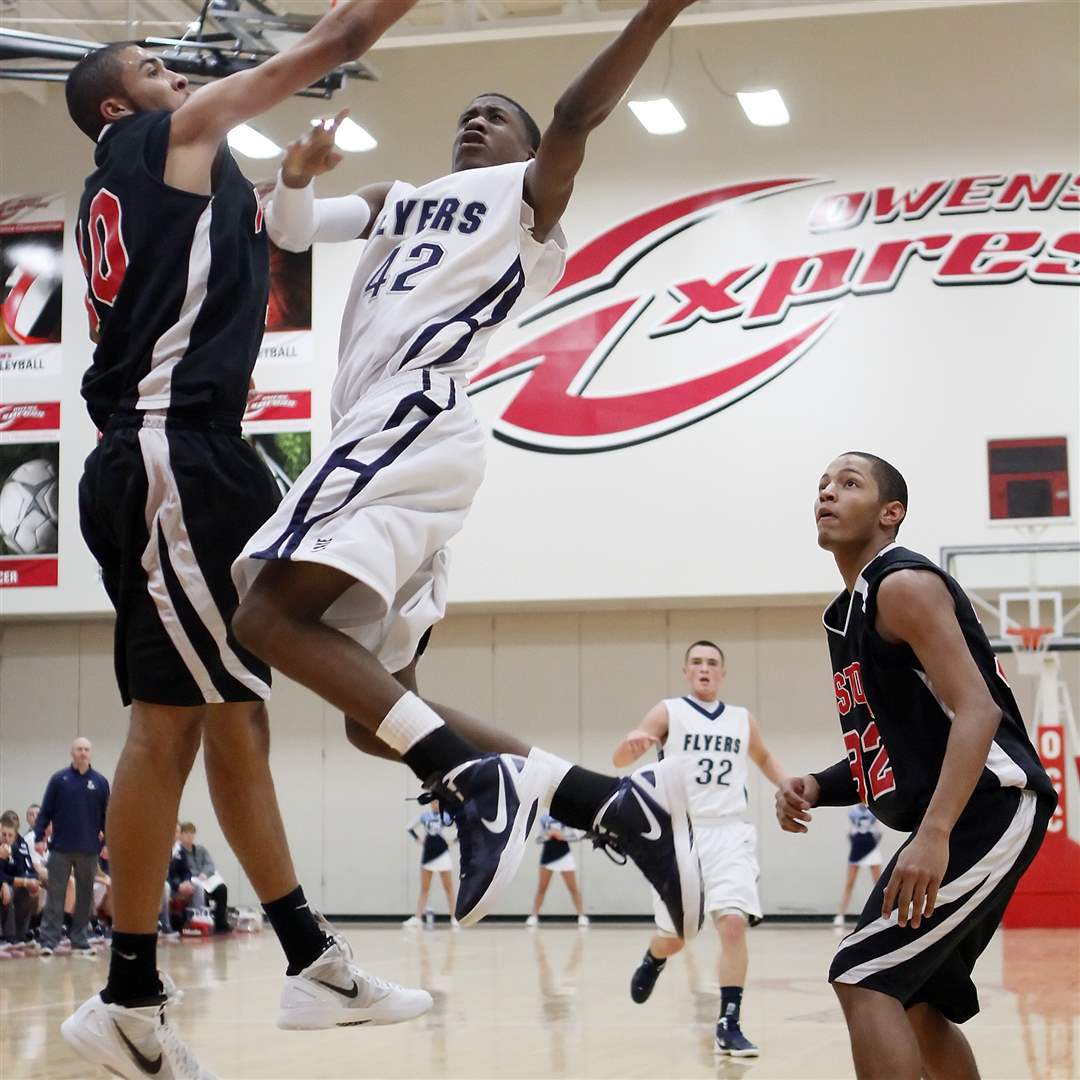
[61,5,431,1078]
[776,452,1056,1080]
[232,0,704,939]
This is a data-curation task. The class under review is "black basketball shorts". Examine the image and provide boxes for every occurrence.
[79,412,280,708]
[829,787,1054,1024]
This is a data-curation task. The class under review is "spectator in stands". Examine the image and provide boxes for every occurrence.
[34,737,109,958]
[1,810,39,953]
[168,840,202,922]
[178,822,229,932]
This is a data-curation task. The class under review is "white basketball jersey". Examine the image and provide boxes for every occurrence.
[332,160,566,424]
[661,697,751,823]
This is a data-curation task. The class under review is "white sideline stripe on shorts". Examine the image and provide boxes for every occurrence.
[832,790,1037,984]
[138,426,271,703]
[136,203,214,409]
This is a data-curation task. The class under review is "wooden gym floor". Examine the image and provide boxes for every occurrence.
[2,923,1077,1079]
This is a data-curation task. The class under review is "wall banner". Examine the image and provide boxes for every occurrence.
[0,400,60,588]
[0,194,64,379]
[242,389,312,496]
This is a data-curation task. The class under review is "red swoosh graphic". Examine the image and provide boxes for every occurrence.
[475,299,830,440]
[551,178,814,296]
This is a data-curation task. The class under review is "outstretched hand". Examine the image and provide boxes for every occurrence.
[282,109,348,188]
[775,775,820,833]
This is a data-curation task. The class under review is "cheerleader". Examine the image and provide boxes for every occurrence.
[526,816,588,927]
[834,804,883,927]
[404,802,458,928]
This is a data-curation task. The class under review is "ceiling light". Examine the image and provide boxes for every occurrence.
[227,124,282,159]
[736,89,789,127]
[334,117,377,153]
[627,97,686,136]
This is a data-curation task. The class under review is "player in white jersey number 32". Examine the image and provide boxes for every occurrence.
[612,641,789,1057]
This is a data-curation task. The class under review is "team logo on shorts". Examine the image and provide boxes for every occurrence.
[470,171,1079,454]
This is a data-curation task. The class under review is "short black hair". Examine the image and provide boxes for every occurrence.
[476,92,541,151]
[65,41,136,141]
[684,640,725,664]
[844,450,908,534]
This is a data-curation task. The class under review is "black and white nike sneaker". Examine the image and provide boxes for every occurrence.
[591,759,704,940]
[60,974,215,1079]
[429,754,551,926]
[278,936,432,1029]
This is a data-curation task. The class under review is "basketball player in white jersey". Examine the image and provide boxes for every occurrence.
[232,0,705,944]
[613,640,788,1057]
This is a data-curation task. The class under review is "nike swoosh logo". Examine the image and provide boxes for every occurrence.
[481,762,509,834]
[314,978,360,999]
[114,950,137,961]
[112,1020,163,1075]
[632,790,663,841]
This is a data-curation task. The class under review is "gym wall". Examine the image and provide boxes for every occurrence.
[1,0,1077,915]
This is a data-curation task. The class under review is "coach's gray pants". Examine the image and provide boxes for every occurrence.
[39,850,98,949]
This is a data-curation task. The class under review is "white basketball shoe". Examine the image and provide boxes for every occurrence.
[278,935,433,1029]
[60,974,215,1079]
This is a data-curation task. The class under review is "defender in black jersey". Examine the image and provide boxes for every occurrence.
[61,5,426,1079]
[776,452,1055,1080]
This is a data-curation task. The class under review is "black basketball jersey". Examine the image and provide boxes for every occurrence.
[822,543,1054,833]
[76,111,269,430]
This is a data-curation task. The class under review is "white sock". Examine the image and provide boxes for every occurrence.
[526,747,573,807]
[376,692,443,755]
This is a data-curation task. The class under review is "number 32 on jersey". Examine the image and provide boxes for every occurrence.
[835,661,897,802]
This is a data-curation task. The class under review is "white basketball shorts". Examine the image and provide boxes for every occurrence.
[654,819,762,934]
[233,369,485,674]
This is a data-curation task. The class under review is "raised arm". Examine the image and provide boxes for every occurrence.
[874,569,1003,928]
[612,702,669,768]
[165,0,415,191]
[170,1,415,147]
[266,112,392,251]
[525,0,696,239]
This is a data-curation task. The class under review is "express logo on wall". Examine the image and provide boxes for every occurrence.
[470,172,1079,454]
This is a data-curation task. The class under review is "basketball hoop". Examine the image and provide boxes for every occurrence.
[1007,626,1055,652]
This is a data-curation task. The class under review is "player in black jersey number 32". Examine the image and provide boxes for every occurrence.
[776,452,1056,1080]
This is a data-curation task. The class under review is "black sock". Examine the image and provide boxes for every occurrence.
[401,725,480,784]
[263,886,331,976]
[103,932,162,1005]
[550,766,620,832]
[720,985,743,1025]
[646,949,666,969]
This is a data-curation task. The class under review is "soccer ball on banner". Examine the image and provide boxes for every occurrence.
[0,458,58,554]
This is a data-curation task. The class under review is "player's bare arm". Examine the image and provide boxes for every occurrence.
[747,715,787,787]
[612,702,669,768]
[525,0,697,239]
[874,568,1003,929]
[267,112,392,251]
[165,0,417,192]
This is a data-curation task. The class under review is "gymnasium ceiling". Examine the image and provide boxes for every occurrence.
[0,0,1035,51]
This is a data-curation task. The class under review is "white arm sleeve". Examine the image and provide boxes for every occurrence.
[265,171,372,252]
